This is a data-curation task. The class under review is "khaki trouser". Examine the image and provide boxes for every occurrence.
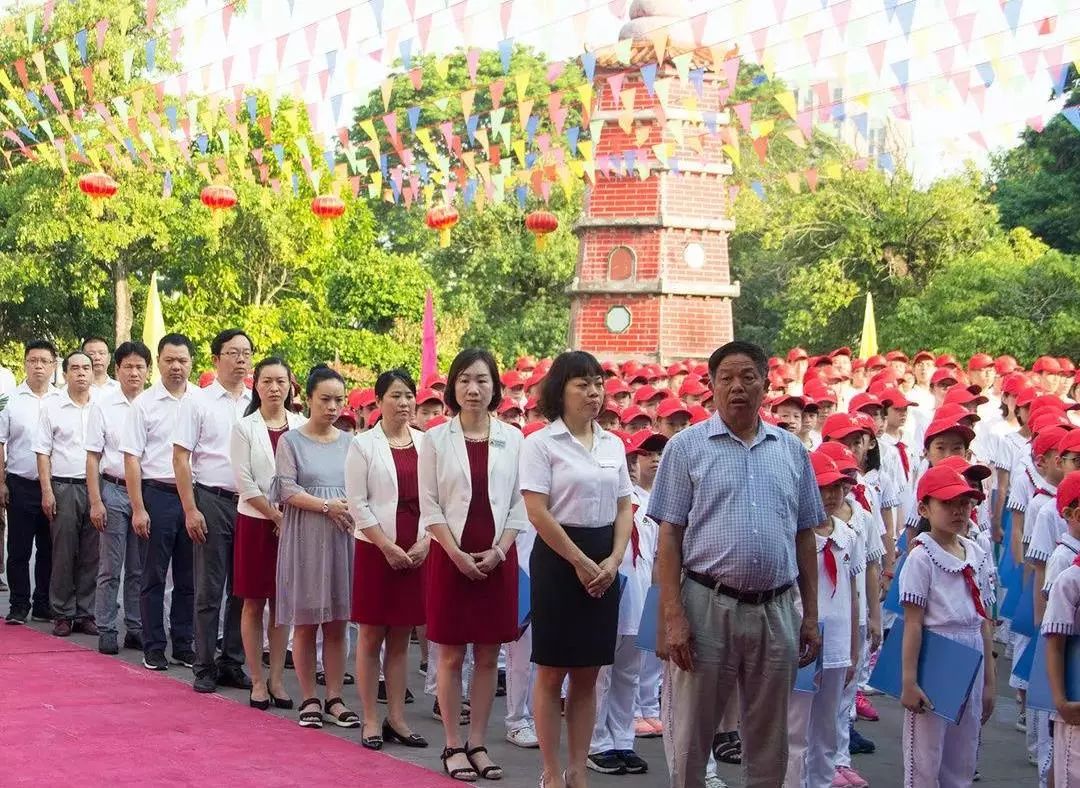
[667,578,799,788]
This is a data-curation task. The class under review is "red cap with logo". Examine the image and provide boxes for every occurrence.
[515,356,538,372]
[604,378,631,396]
[811,452,847,487]
[878,387,913,409]
[1001,373,1030,396]
[1057,471,1080,516]
[802,380,837,405]
[934,403,980,424]
[943,386,989,407]
[821,413,871,441]
[416,388,443,406]
[848,392,883,414]
[967,353,995,371]
[496,397,522,415]
[678,378,710,397]
[917,466,986,502]
[996,355,1020,375]
[816,441,860,474]
[599,399,622,419]
[1034,426,1072,459]
[1030,412,1075,437]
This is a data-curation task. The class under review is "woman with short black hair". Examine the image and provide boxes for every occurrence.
[518,350,634,788]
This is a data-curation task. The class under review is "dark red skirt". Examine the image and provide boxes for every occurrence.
[233,513,279,600]
[425,540,519,646]
[351,538,426,627]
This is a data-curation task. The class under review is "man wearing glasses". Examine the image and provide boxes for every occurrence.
[172,329,254,693]
[1,340,61,624]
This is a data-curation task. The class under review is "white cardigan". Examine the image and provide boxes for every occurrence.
[345,422,426,543]
[229,409,307,518]
[418,416,529,546]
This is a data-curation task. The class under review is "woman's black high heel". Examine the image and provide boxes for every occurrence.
[382,718,428,747]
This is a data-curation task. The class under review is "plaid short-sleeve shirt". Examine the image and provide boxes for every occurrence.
[647,413,826,592]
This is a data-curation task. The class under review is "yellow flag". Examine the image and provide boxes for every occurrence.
[858,292,878,360]
[142,271,166,383]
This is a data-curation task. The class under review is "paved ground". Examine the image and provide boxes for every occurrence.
[1,585,1040,787]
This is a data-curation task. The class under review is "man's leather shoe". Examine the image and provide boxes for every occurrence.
[123,632,143,650]
[217,666,253,690]
[193,672,217,693]
[52,619,73,637]
[98,632,119,655]
[73,619,99,636]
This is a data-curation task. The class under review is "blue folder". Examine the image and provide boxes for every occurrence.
[1009,575,1038,637]
[1012,637,1038,683]
[868,619,983,724]
[636,585,660,652]
[1028,634,1080,712]
[896,530,909,555]
[883,554,907,615]
[793,624,826,694]
[1001,570,1034,624]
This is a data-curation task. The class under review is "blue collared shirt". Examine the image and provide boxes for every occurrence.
[647,413,826,591]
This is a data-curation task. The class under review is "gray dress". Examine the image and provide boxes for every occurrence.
[271,429,354,626]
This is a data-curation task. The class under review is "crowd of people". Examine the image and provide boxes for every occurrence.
[2,332,1080,788]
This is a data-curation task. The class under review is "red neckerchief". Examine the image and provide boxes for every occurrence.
[1034,487,1053,498]
[896,441,911,478]
[822,537,839,596]
[1072,553,1080,568]
[852,484,872,512]
[970,509,979,524]
[629,503,642,567]
[913,540,988,619]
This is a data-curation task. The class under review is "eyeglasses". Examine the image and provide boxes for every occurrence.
[220,350,253,360]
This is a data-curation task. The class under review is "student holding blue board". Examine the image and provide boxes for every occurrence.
[899,465,996,788]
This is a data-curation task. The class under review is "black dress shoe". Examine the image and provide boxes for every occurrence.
[98,632,119,655]
[269,687,294,710]
[218,666,253,690]
[250,688,270,711]
[123,632,143,650]
[193,671,217,693]
[382,718,428,748]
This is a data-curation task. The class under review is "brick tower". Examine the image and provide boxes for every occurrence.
[568,1,739,364]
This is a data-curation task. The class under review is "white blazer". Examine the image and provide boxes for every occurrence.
[230,409,307,518]
[345,422,426,543]
[418,416,529,546]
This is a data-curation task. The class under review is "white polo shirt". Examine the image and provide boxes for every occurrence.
[86,387,138,480]
[172,380,251,491]
[120,380,196,483]
[0,383,60,479]
[33,391,94,479]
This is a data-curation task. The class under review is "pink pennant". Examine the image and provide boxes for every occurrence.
[249,44,261,77]
[813,81,830,108]
[804,169,818,191]
[409,68,423,90]
[1037,16,1056,35]
[42,83,63,113]
[252,148,264,165]
[318,70,330,99]
[935,46,955,74]
[608,0,628,18]
[178,73,189,97]
[223,5,235,39]
[547,61,564,83]
[831,0,852,36]
[368,49,383,64]
[772,0,787,23]
[805,30,823,65]
[452,3,467,33]
[867,41,886,74]
[501,1,513,36]
[750,28,769,63]
[1043,44,1064,69]
[551,106,568,135]
[276,34,289,66]
[547,91,563,120]
[969,84,986,113]
[337,10,351,44]
[95,19,109,51]
[733,102,752,132]
[350,176,361,197]
[304,22,318,55]
[572,13,590,47]
[223,55,234,86]
[169,27,182,58]
[796,109,813,139]
[717,86,730,105]
[405,0,417,19]
[723,56,740,88]
[690,14,707,45]
[1027,115,1046,133]
[944,0,961,19]
[607,73,625,105]
[223,102,237,127]
[306,103,320,131]
[383,112,400,146]
[852,157,868,171]
[417,14,433,50]
[467,48,481,84]
[1018,49,1040,79]
[950,72,970,101]
[297,60,310,90]
[439,121,454,150]
[536,133,551,153]
[490,78,505,108]
[43,0,55,31]
[969,131,987,150]
[953,13,976,47]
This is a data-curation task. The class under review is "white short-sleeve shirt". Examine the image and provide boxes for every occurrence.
[1043,563,1080,637]
[899,532,994,630]
[1023,487,1058,557]
[32,392,93,479]
[120,381,196,483]
[518,418,633,526]
[0,383,60,479]
[85,387,136,480]
[1043,534,1080,595]
[1028,500,1067,564]
[816,517,865,668]
[171,380,252,491]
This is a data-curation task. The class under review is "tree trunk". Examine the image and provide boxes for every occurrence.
[113,256,132,344]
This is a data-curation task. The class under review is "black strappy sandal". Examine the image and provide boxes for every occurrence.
[441,746,479,782]
[712,730,742,764]
[323,696,360,728]
[298,698,323,728]
[465,742,503,781]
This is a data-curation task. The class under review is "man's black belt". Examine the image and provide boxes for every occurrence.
[685,571,792,605]
[196,482,239,502]
[143,479,178,494]
[52,476,85,485]
[102,473,125,488]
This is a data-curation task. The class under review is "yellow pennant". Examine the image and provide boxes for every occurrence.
[775,90,798,121]
[513,70,530,100]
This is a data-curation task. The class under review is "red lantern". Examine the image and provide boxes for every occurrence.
[525,210,559,250]
[200,184,237,230]
[78,172,118,217]
[311,194,346,235]
[425,205,459,248]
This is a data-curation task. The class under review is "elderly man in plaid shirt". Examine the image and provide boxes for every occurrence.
[649,340,825,788]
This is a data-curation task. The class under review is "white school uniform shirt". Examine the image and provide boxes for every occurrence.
[814,517,865,669]
[347,422,426,543]
[899,532,995,630]
[85,386,140,480]
[518,418,633,526]
[416,416,528,546]
[990,422,1024,472]
[633,483,659,564]
[854,470,890,546]
[32,391,94,479]
[230,409,308,519]
[1023,484,1058,556]
[1042,533,1080,596]
[1029,501,1068,565]
[171,380,252,491]
[615,487,654,637]
[0,383,60,480]
[1040,562,1080,723]
[977,394,1003,428]
[841,500,884,627]
[120,381,197,483]
[1008,450,1040,517]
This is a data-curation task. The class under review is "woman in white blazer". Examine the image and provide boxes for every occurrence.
[419,348,529,783]
[345,370,429,751]
[229,357,306,710]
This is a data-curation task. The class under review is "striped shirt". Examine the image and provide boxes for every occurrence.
[648,414,826,591]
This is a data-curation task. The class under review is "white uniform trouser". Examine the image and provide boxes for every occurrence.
[786,667,847,788]
[903,626,983,787]
[505,624,535,732]
[1055,722,1080,786]
[635,649,663,718]
[835,626,868,769]
[1037,710,1052,787]
[591,635,642,753]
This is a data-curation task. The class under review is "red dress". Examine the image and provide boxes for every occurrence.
[426,439,519,645]
[350,445,426,626]
[234,426,287,600]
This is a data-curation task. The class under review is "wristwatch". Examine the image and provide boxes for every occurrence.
[321,499,330,514]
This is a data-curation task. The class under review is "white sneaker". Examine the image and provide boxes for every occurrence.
[859,684,884,696]
[705,777,729,788]
[506,725,540,748]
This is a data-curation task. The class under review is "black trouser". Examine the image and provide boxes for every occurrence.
[5,474,51,613]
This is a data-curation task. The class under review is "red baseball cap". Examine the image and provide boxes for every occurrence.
[355,389,377,408]
[934,403,980,424]
[865,354,888,370]
[496,397,522,415]
[604,378,631,396]
[1001,373,1030,396]
[424,414,450,430]
[922,418,976,449]
[937,455,992,482]
[599,399,622,419]
[802,381,837,405]
[198,370,216,388]
[625,429,668,455]
[601,361,619,375]
[810,452,847,487]
[935,354,959,368]
[620,406,653,426]
[917,465,986,503]
[500,370,524,389]
[1059,358,1076,374]
[996,355,1019,375]
[852,412,878,434]
[967,353,995,371]
[423,374,447,389]
[1017,387,1042,409]
[772,394,809,411]
[930,368,959,387]
[656,399,691,420]
[787,347,809,362]
[830,346,852,358]
[1033,356,1063,375]
[1057,471,1080,516]
[678,378,710,397]
[913,350,936,364]
[878,387,913,409]
[821,413,871,441]
[515,356,538,372]
[1033,393,1080,412]
[524,396,540,412]
[632,385,664,405]
[522,421,546,437]
[416,388,443,406]
[816,441,860,474]
[1034,426,1072,458]
[1030,412,1075,437]
[688,405,711,425]
[524,370,546,389]
[334,408,358,429]
[848,392,883,414]
[667,363,687,377]
[943,386,989,407]
[368,411,381,427]
[1058,430,1080,456]
[852,358,866,372]
[886,350,910,363]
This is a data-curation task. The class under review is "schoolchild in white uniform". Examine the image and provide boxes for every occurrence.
[785,452,863,788]
[1042,470,1080,788]
[899,466,995,788]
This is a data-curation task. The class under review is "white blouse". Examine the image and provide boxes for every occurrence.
[229,410,308,519]
[1043,562,1080,636]
[1044,534,1080,595]
[815,517,865,669]
[1027,494,1065,564]
[518,418,633,526]
[345,423,425,543]
[899,533,995,631]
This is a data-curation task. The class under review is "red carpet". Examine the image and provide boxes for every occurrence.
[0,626,449,786]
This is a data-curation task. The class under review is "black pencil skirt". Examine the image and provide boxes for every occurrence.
[530,524,618,668]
